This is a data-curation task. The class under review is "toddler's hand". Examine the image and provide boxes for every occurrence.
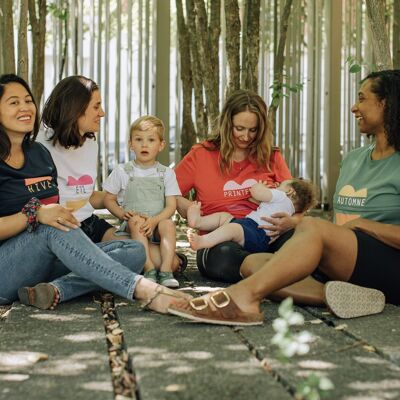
[140,216,157,237]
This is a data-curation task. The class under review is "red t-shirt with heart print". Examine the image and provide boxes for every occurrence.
[175,142,292,218]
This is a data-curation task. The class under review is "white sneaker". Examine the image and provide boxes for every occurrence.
[158,272,179,288]
[324,281,385,319]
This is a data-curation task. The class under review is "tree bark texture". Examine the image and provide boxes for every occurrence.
[194,0,220,131]
[365,0,393,70]
[224,0,241,96]
[241,0,260,92]
[393,0,400,69]
[28,0,47,104]
[268,0,293,130]
[18,0,29,81]
[176,0,197,157]
[186,0,208,140]
[0,0,16,74]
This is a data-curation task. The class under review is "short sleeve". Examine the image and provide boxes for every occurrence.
[164,168,182,196]
[270,150,292,182]
[175,146,198,196]
[103,165,125,195]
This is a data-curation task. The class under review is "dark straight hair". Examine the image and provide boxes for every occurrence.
[363,69,400,151]
[0,74,39,160]
[41,75,99,149]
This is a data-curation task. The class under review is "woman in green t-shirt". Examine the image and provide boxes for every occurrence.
[167,69,400,325]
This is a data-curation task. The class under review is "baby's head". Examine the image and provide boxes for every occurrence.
[129,115,165,142]
[279,178,317,213]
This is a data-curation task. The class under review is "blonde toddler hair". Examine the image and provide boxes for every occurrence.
[129,115,165,141]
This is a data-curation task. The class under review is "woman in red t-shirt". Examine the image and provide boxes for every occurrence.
[175,89,299,282]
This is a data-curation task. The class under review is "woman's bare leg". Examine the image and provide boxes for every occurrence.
[240,253,325,305]
[215,217,358,313]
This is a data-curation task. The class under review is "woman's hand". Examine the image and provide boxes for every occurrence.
[37,204,80,231]
[259,212,297,237]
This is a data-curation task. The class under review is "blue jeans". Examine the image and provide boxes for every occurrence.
[0,225,146,305]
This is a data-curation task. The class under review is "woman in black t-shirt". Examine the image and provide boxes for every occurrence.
[0,74,190,312]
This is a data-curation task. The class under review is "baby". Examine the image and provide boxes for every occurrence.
[187,179,316,253]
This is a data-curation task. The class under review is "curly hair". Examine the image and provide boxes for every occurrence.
[205,89,274,173]
[289,178,318,213]
[0,74,39,160]
[41,75,99,149]
[363,70,400,151]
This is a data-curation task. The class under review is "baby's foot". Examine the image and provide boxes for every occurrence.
[187,230,207,251]
[187,201,202,228]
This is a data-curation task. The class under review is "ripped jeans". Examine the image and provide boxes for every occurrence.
[0,224,146,305]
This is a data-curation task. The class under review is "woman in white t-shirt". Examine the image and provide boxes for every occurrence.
[40,75,186,272]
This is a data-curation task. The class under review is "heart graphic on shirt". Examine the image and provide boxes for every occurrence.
[67,175,94,186]
[338,185,367,198]
[223,179,257,191]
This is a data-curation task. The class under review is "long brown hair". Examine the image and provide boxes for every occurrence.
[41,75,99,148]
[206,89,273,173]
[0,74,39,160]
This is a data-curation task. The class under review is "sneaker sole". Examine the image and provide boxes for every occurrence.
[324,281,385,319]
[168,307,264,326]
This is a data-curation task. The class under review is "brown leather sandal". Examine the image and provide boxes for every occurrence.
[18,283,59,310]
[140,285,193,314]
[168,290,264,326]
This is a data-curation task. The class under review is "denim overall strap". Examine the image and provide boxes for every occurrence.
[121,161,166,217]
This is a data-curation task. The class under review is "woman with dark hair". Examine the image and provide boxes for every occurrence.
[175,89,295,283]
[169,70,400,325]
[0,74,190,311]
[39,75,186,272]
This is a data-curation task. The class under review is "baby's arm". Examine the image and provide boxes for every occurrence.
[140,196,177,237]
[104,191,126,220]
[250,183,273,203]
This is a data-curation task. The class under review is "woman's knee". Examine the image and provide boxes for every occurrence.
[240,253,273,278]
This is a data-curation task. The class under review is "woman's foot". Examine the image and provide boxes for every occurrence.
[134,278,192,314]
[187,201,202,228]
[168,289,264,326]
[18,283,59,310]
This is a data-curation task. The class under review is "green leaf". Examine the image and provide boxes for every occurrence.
[349,64,362,73]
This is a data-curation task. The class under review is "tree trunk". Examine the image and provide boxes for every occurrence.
[242,0,260,92]
[176,0,196,157]
[268,0,293,131]
[224,0,240,96]
[186,0,207,140]
[18,0,29,81]
[393,0,400,69]
[0,0,16,74]
[28,0,47,104]
[194,0,220,131]
[365,0,393,70]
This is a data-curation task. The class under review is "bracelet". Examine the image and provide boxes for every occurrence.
[21,197,42,232]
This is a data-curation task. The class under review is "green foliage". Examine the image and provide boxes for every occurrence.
[48,2,68,21]
[296,373,334,400]
[346,55,377,74]
[271,298,334,400]
[270,78,304,108]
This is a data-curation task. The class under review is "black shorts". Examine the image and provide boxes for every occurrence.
[80,214,113,243]
[349,230,400,305]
